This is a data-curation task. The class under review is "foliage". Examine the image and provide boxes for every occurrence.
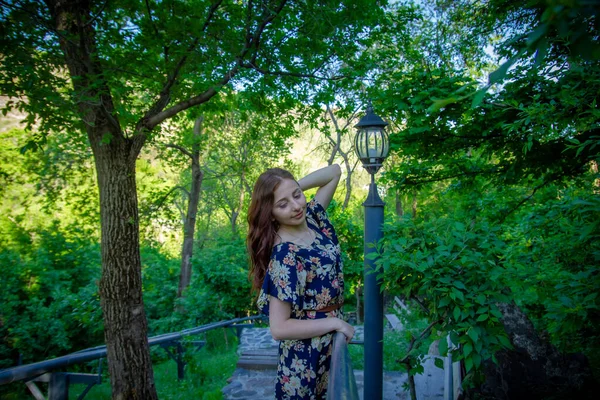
[377,215,513,384]
[0,223,103,368]
[501,186,600,358]
[360,0,600,388]
[327,200,364,301]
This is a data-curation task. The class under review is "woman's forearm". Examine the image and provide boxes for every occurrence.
[298,164,341,191]
[269,315,342,341]
[298,164,341,209]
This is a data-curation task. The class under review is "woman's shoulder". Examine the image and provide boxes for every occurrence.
[271,241,301,259]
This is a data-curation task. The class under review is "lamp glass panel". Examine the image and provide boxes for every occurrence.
[356,128,368,159]
[367,127,384,160]
[381,131,389,158]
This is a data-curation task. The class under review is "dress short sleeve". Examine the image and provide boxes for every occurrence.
[306,198,339,246]
[257,243,307,316]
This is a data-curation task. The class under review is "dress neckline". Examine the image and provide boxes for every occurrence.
[274,218,320,249]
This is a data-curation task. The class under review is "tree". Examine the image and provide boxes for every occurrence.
[162,117,205,298]
[0,0,387,397]
[368,0,599,395]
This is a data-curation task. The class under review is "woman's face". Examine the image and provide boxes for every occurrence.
[272,178,307,228]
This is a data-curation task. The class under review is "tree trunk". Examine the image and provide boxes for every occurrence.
[94,143,157,400]
[324,104,354,209]
[411,190,418,219]
[342,158,353,210]
[395,189,404,217]
[48,1,157,397]
[178,117,204,297]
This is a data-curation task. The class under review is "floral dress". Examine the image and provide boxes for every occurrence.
[257,198,345,400]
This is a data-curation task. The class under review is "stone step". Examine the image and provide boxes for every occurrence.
[236,348,278,370]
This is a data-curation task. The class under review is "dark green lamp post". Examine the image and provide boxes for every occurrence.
[355,103,389,400]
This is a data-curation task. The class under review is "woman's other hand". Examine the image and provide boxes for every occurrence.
[335,318,355,343]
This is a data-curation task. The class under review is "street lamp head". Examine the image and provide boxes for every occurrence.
[354,103,389,175]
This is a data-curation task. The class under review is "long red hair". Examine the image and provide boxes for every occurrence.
[247,168,296,293]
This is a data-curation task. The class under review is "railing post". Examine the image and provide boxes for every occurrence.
[177,342,185,381]
[326,332,359,400]
[48,373,68,400]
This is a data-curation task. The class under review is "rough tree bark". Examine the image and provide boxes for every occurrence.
[176,117,205,298]
[46,1,157,398]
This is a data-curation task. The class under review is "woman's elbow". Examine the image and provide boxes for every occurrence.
[332,163,342,177]
[270,326,284,341]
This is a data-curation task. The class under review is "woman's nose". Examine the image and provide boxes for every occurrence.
[291,200,301,211]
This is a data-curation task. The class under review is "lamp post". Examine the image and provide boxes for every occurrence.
[354,103,389,400]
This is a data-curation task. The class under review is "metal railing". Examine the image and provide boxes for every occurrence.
[0,315,266,399]
[327,332,359,400]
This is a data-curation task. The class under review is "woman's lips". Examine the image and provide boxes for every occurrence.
[293,211,303,219]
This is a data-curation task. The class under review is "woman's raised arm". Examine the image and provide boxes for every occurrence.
[297,164,341,209]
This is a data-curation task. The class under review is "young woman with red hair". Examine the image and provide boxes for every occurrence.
[247,164,354,399]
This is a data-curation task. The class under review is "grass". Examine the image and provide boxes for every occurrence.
[65,328,240,400]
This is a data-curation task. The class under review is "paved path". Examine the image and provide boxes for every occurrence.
[223,327,445,400]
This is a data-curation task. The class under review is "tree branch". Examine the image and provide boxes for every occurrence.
[141,185,189,217]
[241,61,345,81]
[141,1,289,131]
[144,0,160,36]
[398,319,442,364]
[164,143,193,159]
[410,295,431,315]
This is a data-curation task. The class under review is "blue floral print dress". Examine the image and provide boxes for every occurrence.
[257,198,345,400]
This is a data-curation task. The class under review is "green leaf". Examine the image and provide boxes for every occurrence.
[490,308,503,319]
[475,338,483,353]
[439,337,448,356]
[476,294,486,305]
[468,328,479,343]
[428,97,459,113]
[471,88,488,108]
[488,59,513,85]
[451,288,464,302]
[434,357,444,369]
[465,356,474,372]
[476,314,488,322]
[453,280,466,290]
[450,331,460,345]
[453,306,461,321]
[463,342,473,357]
[498,335,512,349]
[526,23,548,47]
[438,296,451,308]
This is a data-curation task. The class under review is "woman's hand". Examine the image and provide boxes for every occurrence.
[335,318,355,344]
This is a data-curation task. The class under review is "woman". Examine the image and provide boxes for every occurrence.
[247,164,355,399]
